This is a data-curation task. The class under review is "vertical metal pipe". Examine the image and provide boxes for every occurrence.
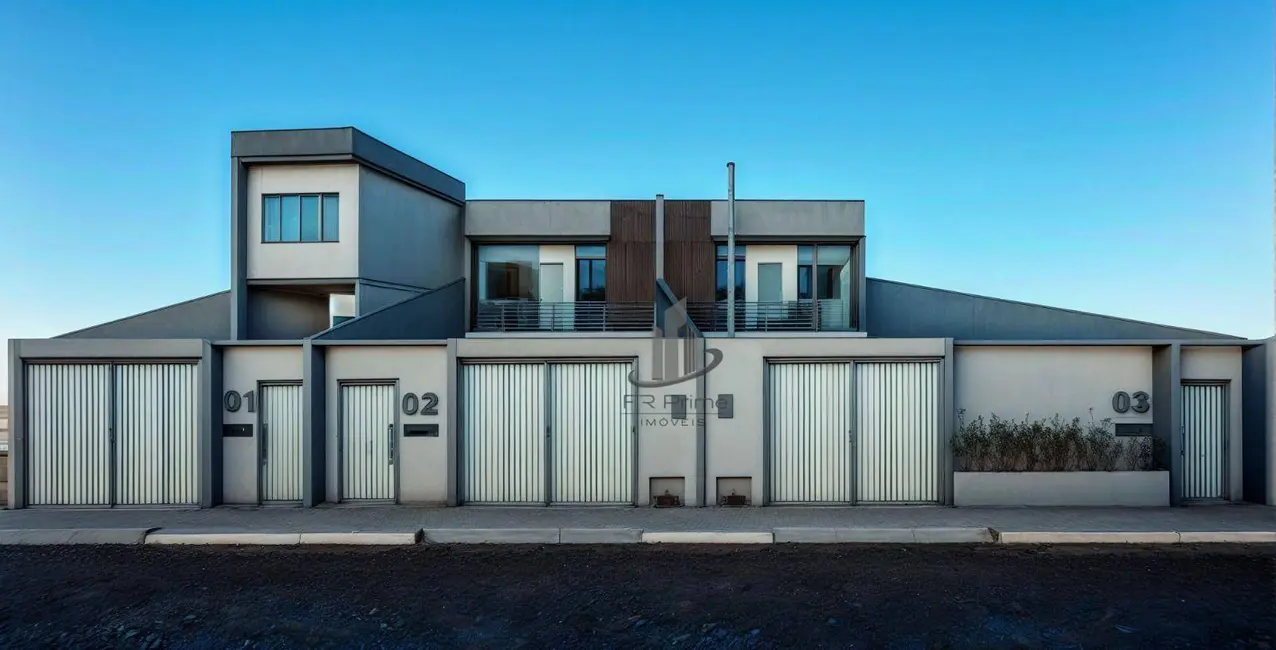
[726,163,736,337]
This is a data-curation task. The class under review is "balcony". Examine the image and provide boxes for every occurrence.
[685,300,856,332]
[475,300,653,333]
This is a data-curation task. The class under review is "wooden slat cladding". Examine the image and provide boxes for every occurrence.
[663,200,715,302]
[607,201,655,302]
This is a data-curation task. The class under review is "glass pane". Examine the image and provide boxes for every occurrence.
[322,195,339,241]
[816,245,851,265]
[797,245,813,265]
[575,244,605,259]
[281,195,301,241]
[798,267,812,300]
[263,196,281,242]
[300,196,320,242]
[715,244,746,260]
[818,265,843,299]
[591,260,606,298]
[715,260,728,300]
[735,261,745,292]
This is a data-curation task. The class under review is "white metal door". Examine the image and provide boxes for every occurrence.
[855,361,941,504]
[114,364,200,506]
[461,363,546,504]
[1182,383,1227,500]
[340,384,396,502]
[260,384,304,503]
[549,362,635,504]
[768,362,854,504]
[25,364,112,506]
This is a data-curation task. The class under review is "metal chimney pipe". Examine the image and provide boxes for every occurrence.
[727,162,736,337]
[655,194,665,281]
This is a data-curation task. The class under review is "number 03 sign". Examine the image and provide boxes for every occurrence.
[1111,391,1150,414]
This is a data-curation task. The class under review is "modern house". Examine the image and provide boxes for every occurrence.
[7,127,1274,510]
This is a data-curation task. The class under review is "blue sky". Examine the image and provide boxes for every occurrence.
[0,1,1272,397]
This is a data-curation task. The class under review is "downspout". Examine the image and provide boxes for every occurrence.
[727,163,736,338]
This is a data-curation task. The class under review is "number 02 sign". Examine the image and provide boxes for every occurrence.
[1111,391,1150,414]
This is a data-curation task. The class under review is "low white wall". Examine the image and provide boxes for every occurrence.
[221,346,304,505]
[954,471,1169,507]
[323,345,450,505]
[955,346,1153,425]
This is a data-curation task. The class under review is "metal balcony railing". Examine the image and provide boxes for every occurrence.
[684,300,856,332]
[474,300,654,333]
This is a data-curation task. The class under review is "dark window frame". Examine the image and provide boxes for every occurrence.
[262,193,340,243]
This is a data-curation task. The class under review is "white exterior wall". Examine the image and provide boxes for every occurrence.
[743,245,798,302]
[1182,346,1244,500]
[324,346,450,504]
[246,164,360,280]
[221,346,304,505]
[705,337,947,505]
[955,346,1154,425]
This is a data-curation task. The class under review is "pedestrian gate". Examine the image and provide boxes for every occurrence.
[460,361,636,505]
[1181,382,1228,501]
[768,360,941,505]
[260,384,304,503]
[25,362,200,507]
[339,383,397,502]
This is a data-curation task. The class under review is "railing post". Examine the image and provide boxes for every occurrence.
[812,299,820,332]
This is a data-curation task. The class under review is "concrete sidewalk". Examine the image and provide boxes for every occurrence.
[0,504,1273,545]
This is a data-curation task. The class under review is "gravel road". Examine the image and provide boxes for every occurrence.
[0,544,1272,649]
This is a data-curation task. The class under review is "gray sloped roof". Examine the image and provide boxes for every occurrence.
[865,278,1242,341]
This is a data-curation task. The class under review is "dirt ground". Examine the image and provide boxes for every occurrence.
[0,544,1272,649]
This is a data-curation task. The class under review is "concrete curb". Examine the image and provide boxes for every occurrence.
[996,531,1181,544]
[0,528,155,545]
[642,531,774,544]
[560,528,643,544]
[1178,531,1276,543]
[422,528,561,544]
[774,527,993,543]
[145,532,302,545]
[298,531,421,545]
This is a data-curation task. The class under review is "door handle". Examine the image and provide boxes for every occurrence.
[388,423,395,465]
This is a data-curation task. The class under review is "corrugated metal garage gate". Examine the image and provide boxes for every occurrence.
[460,361,636,505]
[25,362,200,507]
[768,360,942,505]
[260,383,304,503]
[1181,382,1228,501]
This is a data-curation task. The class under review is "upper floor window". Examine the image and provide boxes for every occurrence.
[575,245,607,301]
[715,244,745,301]
[263,194,339,243]
[797,245,851,300]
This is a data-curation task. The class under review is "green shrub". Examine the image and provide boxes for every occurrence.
[953,410,1158,472]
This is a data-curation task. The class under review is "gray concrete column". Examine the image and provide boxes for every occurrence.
[7,340,24,509]
[199,341,224,508]
[1152,344,1183,505]
[302,340,327,507]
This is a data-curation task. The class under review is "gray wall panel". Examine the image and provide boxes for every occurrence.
[1241,342,1272,504]
[247,289,329,340]
[465,201,610,239]
[867,278,1240,341]
[358,167,464,290]
[58,292,231,341]
[317,280,466,341]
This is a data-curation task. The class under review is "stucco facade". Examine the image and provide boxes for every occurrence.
[6,126,1271,510]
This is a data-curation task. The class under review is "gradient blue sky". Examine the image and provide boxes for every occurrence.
[1,1,1272,398]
